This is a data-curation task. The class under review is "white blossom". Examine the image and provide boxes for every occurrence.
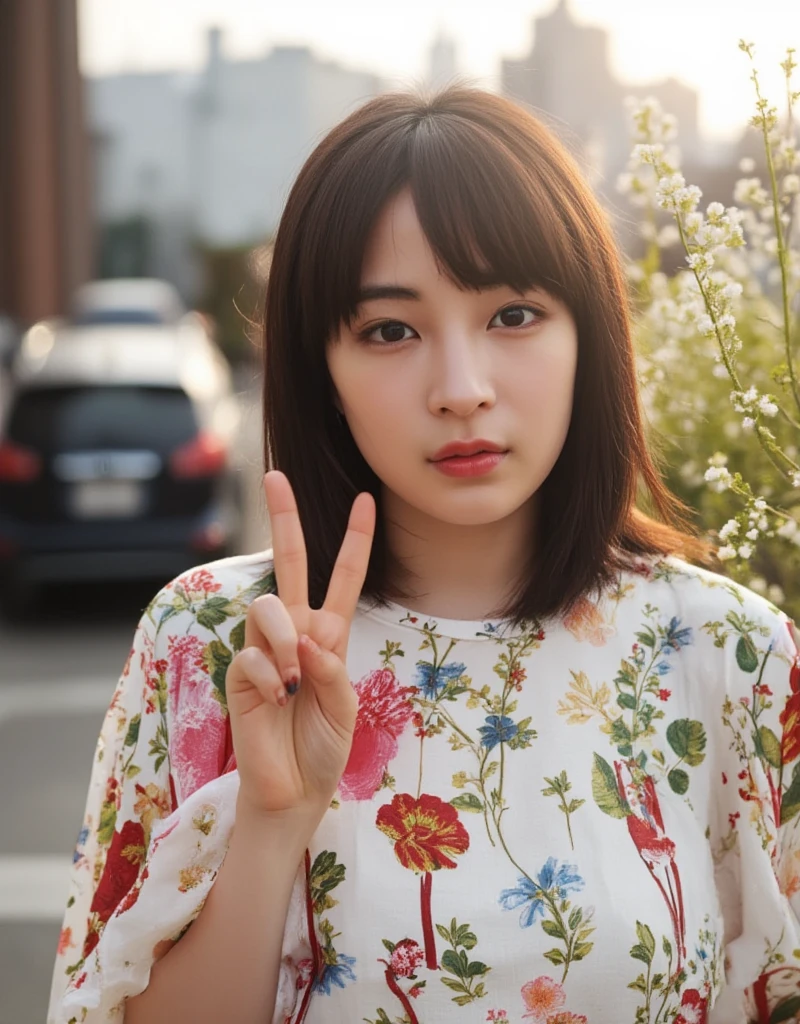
[757,396,778,417]
[717,545,737,561]
[719,519,740,540]
[783,173,800,195]
[739,157,756,173]
[738,543,753,559]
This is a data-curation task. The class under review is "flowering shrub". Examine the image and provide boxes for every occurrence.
[619,42,800,617]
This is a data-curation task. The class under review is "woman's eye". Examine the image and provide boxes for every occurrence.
[361,321,415,344]
[490,305,542,329]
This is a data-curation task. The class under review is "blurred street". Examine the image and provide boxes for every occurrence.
[0,377,267,1024]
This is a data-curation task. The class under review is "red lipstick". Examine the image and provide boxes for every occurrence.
[429,439,508,478]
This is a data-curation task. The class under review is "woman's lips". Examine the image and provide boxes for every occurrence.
[431,452,507,478]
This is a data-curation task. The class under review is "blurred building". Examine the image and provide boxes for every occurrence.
[0,0,92,326]
[89,30,382,299]
[502,0,702,190]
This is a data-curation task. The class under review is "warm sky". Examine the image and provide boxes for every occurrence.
[78,0,798,143]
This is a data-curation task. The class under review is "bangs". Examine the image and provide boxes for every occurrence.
[287,98,593,359]
[408,115,580,303]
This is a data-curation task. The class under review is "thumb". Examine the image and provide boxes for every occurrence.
[297,634,357,727]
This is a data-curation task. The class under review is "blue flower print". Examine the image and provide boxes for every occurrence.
[660,617,692,654]
[414,660,467,699]
[478,714,519,751]
[314,953,357,994]
[499,857,585,928]
[73,825,90,864]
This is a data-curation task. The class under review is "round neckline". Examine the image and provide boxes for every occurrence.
[356,595,532,641]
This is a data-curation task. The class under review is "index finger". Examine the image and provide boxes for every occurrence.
[322,491,376,622]
[264,470,308,608]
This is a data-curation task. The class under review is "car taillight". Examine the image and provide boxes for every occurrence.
[169,433,227,479]
[0,440,42,482]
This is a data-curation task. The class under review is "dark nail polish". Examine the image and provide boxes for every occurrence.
[285,676,300,696]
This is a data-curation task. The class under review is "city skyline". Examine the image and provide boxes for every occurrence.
[78,0,797,142]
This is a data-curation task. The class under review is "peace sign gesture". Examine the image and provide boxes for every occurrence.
[226,471,376,818]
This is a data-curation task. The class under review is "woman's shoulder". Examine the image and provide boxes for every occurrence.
[615,552,790,637]
[143,549,278,640]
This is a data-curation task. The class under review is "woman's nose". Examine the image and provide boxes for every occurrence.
[427,337,496,417]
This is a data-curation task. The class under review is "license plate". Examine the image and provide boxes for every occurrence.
[69,480,145,519]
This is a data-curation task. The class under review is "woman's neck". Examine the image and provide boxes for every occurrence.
[382,491,536,621]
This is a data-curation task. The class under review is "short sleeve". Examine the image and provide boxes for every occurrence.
[711,614,800,1023]
[47,581,312,1024]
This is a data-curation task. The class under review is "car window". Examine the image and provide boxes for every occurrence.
[7,386,198,452]
[71,309,167,326]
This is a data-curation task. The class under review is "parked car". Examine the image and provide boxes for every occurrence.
[0,311,245,614]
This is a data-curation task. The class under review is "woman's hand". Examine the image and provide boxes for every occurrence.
[226,470,376,819]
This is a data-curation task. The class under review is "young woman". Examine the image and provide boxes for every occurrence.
[49,87,800,1024]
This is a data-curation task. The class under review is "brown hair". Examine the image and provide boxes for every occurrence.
[263,85,710,623]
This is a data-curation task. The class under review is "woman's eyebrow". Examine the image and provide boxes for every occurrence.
[355,284,421,308]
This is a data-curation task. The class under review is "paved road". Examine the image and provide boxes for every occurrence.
[0,378,268,1023]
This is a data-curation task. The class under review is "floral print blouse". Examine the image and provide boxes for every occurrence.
[48,550,800,1024]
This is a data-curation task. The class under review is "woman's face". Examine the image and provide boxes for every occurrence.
[327,188,579,529]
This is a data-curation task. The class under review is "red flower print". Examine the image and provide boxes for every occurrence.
[181,568,222,596]
[167,633,227,800]
[521,975,566,1022]
[376,793,470,969]
[780,687,800,764]
[56,926,74,957]
[81,926,99,960]
[549,1015,588,1024]
[89,820,146,923]
[614,762,686,967]
[389,938,424,978]
[657,689,672,701]
[674,988,708,1024]
[339,668,415,801]
[377,792,470,872]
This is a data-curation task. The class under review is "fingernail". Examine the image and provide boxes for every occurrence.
[300,634,319,655]
[277,691,288,707]
[284,673,300,696]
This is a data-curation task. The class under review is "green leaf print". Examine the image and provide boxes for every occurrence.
[592,753,629,818]
[449,793,484,813]
[542,771,585,850]
[203,639,232,703]
[437,919,490,1005]
[770,995,800,1022]
[196,596,239,629]
[667,768,690,795]
[229,618,245,654]
[97,802,117,846]
[123,714,141,748]
[736,633,759,672]
[780,770,800,825]
[630,921,656,964]
[665,719,707,767]
[309,850,347,914]
[756,725,782,769]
